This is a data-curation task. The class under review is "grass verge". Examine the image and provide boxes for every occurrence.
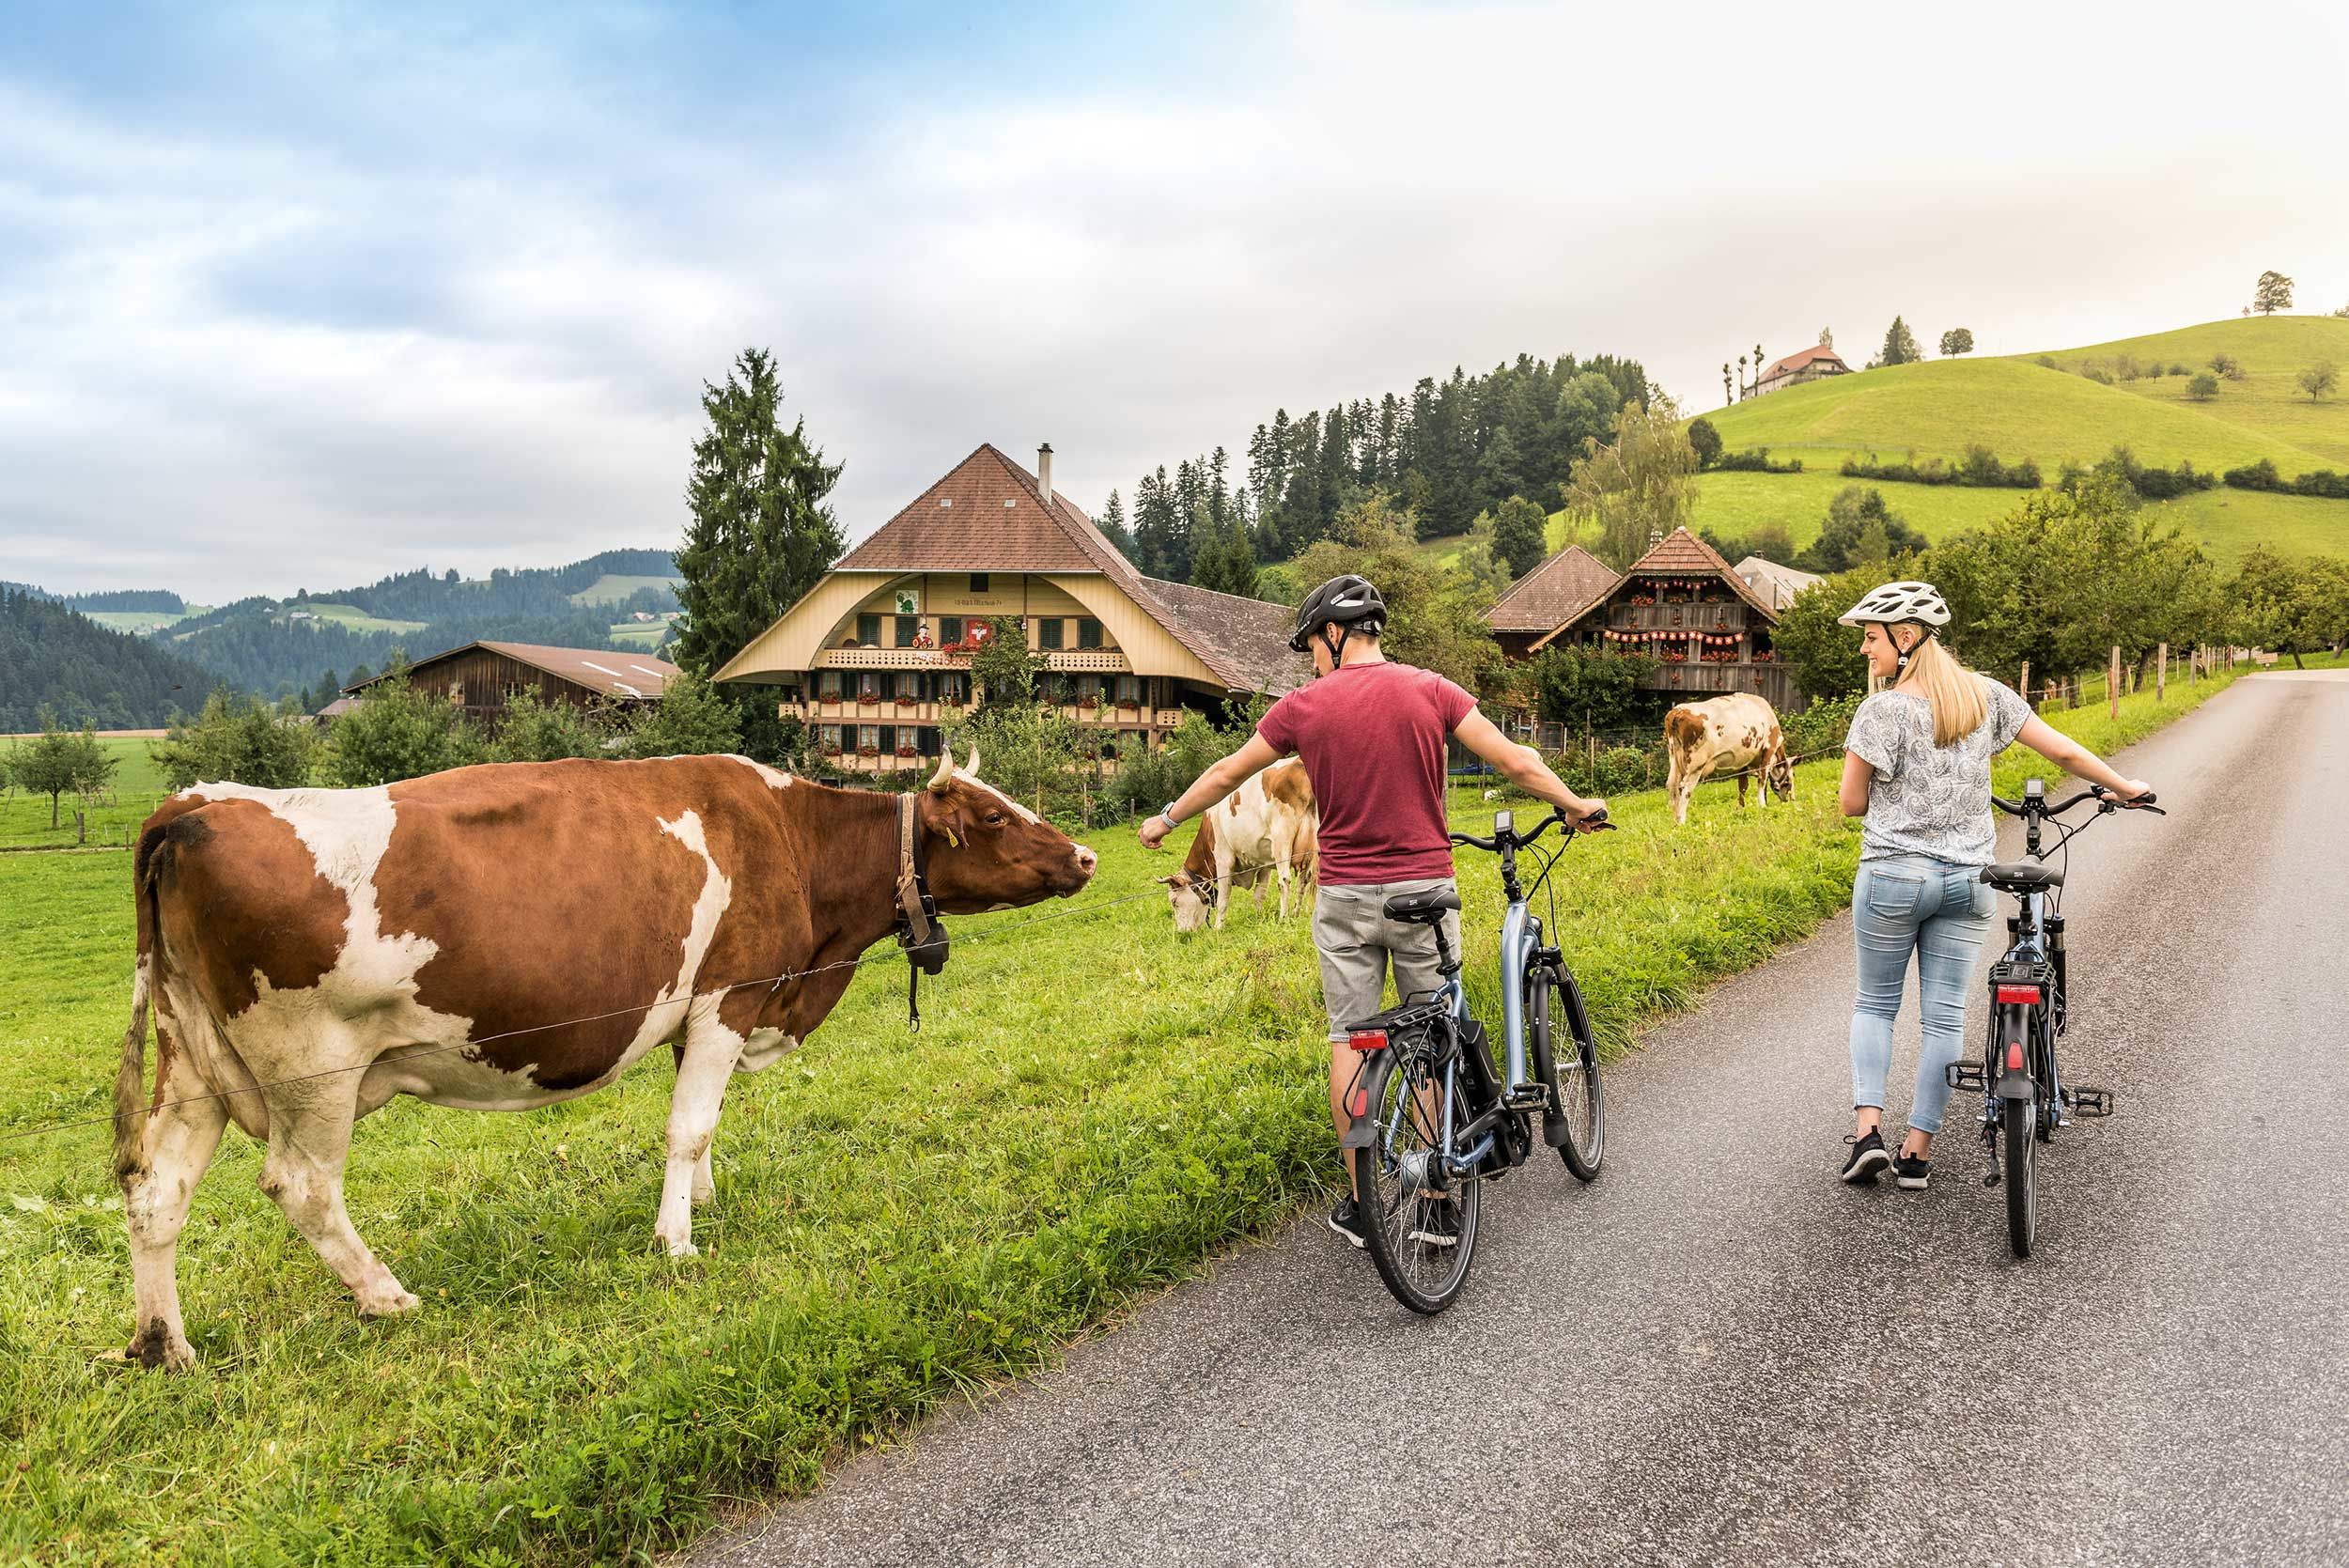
[0,663,2291,1564]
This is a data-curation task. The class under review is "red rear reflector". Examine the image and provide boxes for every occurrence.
[2006,1041,2025,1071]
[1348,1089,1369,1118]
[1997,985,2042,1005]
[1347,1030,1388,1052]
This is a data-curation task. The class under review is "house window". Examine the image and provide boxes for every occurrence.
[858,672,882,702]
[894,614,919,646]
[1116,675,1141,705]
[969,573,989,594]
[816,671,842,701]
[819,723,841,750]
[1039,617,1065,650]
[941,615,964,645]
[1077,618,1102,649]
[858,725,879,751]
[940,672,970,706]
[895,673,920,700]
[857,613,879,645]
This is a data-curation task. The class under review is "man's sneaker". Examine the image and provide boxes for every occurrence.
[1328,1198,1369,1250]
[1406,1192,1459,1249]
[1841,1130,1890,1185]
[1892,1150,1930,1189]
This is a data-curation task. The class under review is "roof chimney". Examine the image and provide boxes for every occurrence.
[1036,442,1054,509]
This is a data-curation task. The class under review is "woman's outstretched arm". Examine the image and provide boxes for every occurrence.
[2015,715,2152,801]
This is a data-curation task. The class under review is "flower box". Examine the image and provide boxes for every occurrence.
[820,744,842,757]
[856,745,879,758]
[894,746,919,758]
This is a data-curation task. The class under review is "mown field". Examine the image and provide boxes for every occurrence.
[0,664,2291,1565]
[570,574,683,607]
[0,739,172,854]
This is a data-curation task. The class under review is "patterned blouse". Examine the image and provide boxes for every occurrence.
[1845,675,2032,865]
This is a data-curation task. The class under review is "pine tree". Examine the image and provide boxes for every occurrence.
[1133,467,1177,578]
[1877,316,1923,366]
[672,348,844,677]
[1097,489,1134,561]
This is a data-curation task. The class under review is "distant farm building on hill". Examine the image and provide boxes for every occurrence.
[338,641,679,727]
[1752,344,1852,396]
[1482,544,1618,661]
[714,442,1305,774]
[1524,527,1805,712]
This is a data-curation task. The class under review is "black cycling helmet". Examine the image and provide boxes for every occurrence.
[1289,574,1387,653]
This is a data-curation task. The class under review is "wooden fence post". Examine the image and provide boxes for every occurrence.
[2108,645,2122,720]
[2156,643,2168,702]
[2019,661,2031,709]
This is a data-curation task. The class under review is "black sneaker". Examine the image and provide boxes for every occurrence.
[1841,1130,1890,1185]
[1406,1192,1459,1249]
[1328,1198,1369,1250]
[1892,1150,1930,1189]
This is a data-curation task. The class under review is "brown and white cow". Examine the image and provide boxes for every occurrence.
[1159,759,1318,933]
[1662,692,1795,826]
[111,748,1093,1369]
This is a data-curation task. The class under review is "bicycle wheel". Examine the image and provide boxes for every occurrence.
[2003,1090,2038,1259]
[1529,969,1605,1180]
[1356,1040,1481,1314]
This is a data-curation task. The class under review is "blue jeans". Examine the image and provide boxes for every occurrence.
[1849,856,1995,1135]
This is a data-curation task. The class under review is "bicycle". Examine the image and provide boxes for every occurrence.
[1947,777,2162,1259]
[1340,806,1610,1314]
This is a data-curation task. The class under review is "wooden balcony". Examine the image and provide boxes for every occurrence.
[786,698,1182,728]
[812,646,1131,673]
[1610,601,1748,633]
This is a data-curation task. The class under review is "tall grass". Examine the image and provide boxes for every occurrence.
[0,665,2282,1564]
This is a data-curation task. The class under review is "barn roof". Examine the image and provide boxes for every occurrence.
[1484,544,1618,633]
[348,642,682,701]
[1734,555,1823,612]
[1758,344,1849,380]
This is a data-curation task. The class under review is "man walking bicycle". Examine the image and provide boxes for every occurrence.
[1140,575,1606,1246]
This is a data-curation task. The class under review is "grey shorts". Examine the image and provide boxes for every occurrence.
[1313,877,1462,1042]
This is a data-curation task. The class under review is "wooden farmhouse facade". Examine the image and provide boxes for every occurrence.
[1752,344,1852,396]
[1517,528,1806,712]
[339,641,679,727]
[713,443,1305,774]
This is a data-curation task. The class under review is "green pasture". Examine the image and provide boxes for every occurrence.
[608,622,671,647]
[0,738,173,852]
[80,608,209,635]
[297,602,428,635]
[570,574,682,607]
[0,664,2279,1565]
[2026,316,2349,468]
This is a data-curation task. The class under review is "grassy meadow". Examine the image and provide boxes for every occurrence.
[570,574,683,607]
[0,664,2280,1566]
[0,739,174,853]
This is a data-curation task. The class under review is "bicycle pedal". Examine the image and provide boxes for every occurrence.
[1502,1085,1551,1111]
[1946,1062,1989,1092]
[2068,1087,2115,1118]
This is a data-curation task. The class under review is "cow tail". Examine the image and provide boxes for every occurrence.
[114,819,171,1179]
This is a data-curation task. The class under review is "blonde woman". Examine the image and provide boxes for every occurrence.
[1833,582,2151,1189]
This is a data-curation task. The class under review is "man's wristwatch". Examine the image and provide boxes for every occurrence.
[1158,802,1182,833]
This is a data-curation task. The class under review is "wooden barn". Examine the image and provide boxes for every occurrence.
[339,641,680,727]
[1526,528,1805,712]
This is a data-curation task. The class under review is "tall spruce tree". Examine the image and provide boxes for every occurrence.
[672,348,844,677]
[1876,316,1923,366]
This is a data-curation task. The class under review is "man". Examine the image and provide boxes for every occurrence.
[1139,575,1606,1247]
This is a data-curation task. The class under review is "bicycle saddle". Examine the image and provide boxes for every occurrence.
[1382,888,1462,924]
[1982,861,2063,891]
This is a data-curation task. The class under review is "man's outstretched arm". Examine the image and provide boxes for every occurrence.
[1137,732,1286,849]
[1452,709,1606,822]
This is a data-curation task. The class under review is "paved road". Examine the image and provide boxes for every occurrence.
[690,673,2349,1568]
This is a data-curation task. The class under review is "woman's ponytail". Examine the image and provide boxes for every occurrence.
[1901,634,1986,747]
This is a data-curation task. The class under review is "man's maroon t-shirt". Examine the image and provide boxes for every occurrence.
[1255,660,1476,886]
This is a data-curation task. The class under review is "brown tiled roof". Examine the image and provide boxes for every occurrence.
[829,443,1299,693]
[1759,345,1848,380]
[351,642,680,701]
[1140,578,1309,696]
[1484,544,1617,632]
[1531,527,1781,650]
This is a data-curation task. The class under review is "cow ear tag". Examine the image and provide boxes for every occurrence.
[941,824,960,848]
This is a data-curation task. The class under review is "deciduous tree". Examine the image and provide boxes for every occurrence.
[2252,270,2295,315]
[2296,362,2339,402]
[152,691,316,791]
[620,670,743,758]
[1938,327,1975,357]
[1559,395,1699,571]
[1489,495,1550,579]
[6,707,117,827]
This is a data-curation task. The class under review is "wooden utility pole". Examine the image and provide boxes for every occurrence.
[2019,661,2031,709]
[2108,645,2123,720]
[2156,643,2169,702]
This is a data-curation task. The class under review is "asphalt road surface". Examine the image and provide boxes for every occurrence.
[690,671,2349,1568]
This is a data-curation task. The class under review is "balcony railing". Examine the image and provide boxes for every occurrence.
[813,646,1130,672]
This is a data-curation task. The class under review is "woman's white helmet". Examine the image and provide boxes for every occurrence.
[1837,580,1950,629]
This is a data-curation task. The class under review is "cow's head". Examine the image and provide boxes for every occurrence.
[1159,870,1218,933]
[1766,749,1796,801]
[917,748,1097,912]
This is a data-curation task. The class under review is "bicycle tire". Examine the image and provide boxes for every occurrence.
[1356,1043,1481,1314]
[2004,1088,2037,1259]
[1530,969,1605,1180]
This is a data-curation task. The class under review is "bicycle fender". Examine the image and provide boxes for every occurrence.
[1996,1071,2035,1102]
[1340,1050,1388,1149]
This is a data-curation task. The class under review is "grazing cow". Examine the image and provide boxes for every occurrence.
[112,749,1094,1369]
[1159,758,1318,932]
[1663,692,1795,826]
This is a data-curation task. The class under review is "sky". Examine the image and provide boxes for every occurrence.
[5,0,2348,603]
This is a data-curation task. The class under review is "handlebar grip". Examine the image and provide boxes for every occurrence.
[1580,807,1610,831]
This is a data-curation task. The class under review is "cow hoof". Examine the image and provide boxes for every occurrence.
[357,1287,423,1318]
[127,1319,196,1371]
[691,1180,715,1206]
[664,1236,699,1259]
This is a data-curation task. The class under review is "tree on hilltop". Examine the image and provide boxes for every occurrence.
[1875,317,1923,366]
[2252,271,2295,315]
[1938,327,1975,358]
[1818,327,1834,349]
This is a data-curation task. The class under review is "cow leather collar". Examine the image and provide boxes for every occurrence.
[894,793,950,1028]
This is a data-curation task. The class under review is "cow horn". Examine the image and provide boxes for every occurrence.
[963,743,980,778]
[927,751,955,793]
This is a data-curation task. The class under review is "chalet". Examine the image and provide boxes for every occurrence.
[1482,544,1617,661]
[1733,554,1823,613]
[339,641,679,726]
[1752,344,1852,396]
[1527,528,1804,712]
[712,443,1305,773]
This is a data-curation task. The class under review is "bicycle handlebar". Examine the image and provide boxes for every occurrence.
[1992,784,2163,817]
[1447,806,1610,854]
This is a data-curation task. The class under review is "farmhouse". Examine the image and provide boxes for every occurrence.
[339,641,680,726]
[1527,527,1805,711]
[1481,543,1618,661]
[713,443,1305,773]
[1752,344,1852,396]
